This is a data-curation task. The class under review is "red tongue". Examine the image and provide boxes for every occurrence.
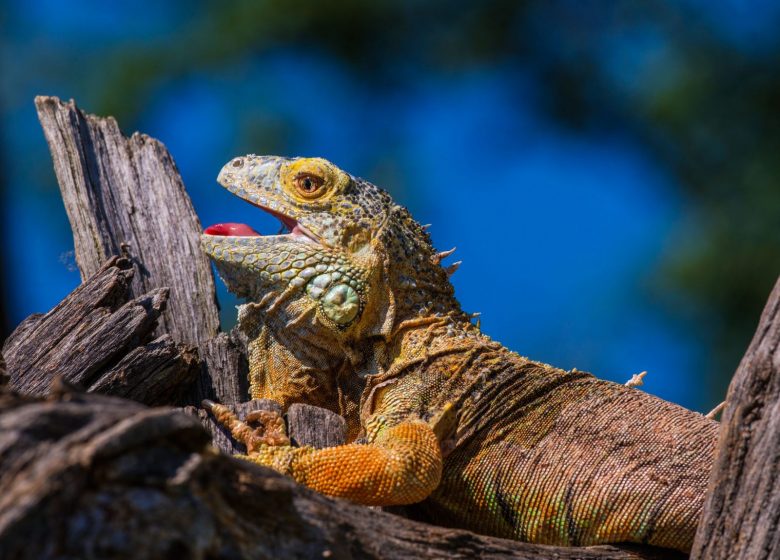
[204,223,260,236]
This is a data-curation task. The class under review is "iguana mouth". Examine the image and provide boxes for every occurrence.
[204,206,319,244]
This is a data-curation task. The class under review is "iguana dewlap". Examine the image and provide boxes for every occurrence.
[201,155,717,552]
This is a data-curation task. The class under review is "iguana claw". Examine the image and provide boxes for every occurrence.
[202,400,290,452]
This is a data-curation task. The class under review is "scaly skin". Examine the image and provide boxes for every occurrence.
[201,155,717,552]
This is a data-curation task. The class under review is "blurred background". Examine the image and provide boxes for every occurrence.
[2,0,779,412]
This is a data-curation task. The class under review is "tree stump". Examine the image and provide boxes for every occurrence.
[35,96,219,347]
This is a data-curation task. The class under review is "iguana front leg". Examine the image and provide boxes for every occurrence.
[204,401,442,506]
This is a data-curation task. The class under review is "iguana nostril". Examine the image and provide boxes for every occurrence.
[232,158,244,168]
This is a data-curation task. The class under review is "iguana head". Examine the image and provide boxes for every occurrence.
[202,155,463,346]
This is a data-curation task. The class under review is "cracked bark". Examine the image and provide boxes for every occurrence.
[691,277,780,559]
[2,257,199,404]
[34,95,219,347]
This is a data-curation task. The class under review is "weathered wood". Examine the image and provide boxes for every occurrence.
[4,257,132,370]
[3,257,197,401]
[1,313,44,359]
[5,257,133,393]
[49,288,169,387]
[35,95,219,346]
[88,334,199,406]
[190,328,250,406]
[692,276,780,559]
[0,389,676,560]
[35,95,245,411]
[287,402,346,448]
[0,353,6,387]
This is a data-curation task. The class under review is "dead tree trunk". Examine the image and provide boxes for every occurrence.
[34,95,247,406]
[691,277,780,559]
[35,96,219,346]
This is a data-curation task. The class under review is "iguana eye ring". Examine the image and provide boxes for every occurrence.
[280,158,348,202]
[294,173,325,198]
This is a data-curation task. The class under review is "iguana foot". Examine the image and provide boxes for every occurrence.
[202,400,290,453]
[245,409,290,446]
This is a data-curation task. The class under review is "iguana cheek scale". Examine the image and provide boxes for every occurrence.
[201,155,717,552]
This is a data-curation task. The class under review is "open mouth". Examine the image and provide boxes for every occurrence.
[204,206,319,244]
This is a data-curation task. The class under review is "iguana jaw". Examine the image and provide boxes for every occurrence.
[200,205,326,301]
[203,204,320,246]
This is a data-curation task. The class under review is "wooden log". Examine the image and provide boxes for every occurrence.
[190,328,250,406]
[88,334,199,406]
[34,95,219,346]
[0,389,677,560]
[691,276,780,559]
[3,257,197,401]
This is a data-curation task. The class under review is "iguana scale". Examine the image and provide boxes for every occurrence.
[201,155,717,552]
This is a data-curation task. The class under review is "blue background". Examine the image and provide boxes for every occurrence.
[3,0,780,412]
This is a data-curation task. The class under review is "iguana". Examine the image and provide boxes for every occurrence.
[201,155,718,552]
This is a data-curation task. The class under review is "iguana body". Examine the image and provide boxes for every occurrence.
[201,155,717,552]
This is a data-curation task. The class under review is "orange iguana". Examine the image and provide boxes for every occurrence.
[201,155,717,552]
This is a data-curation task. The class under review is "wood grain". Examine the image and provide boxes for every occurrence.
[3,257,198,404]
[190,328,250,406]
[35,95,219,346]
[692,277,780,559]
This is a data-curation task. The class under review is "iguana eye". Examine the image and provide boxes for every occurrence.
[294,173,325,198]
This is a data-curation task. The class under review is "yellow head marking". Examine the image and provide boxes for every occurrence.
[281,157,349,203]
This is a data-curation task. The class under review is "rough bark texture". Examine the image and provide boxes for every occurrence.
[0,388,676,560]
[2,257,198,405]
[190,328,250,406]
[691,277,780,559]
[287,402,347,448]
[34,95,219,346]
[88,334,199,406]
